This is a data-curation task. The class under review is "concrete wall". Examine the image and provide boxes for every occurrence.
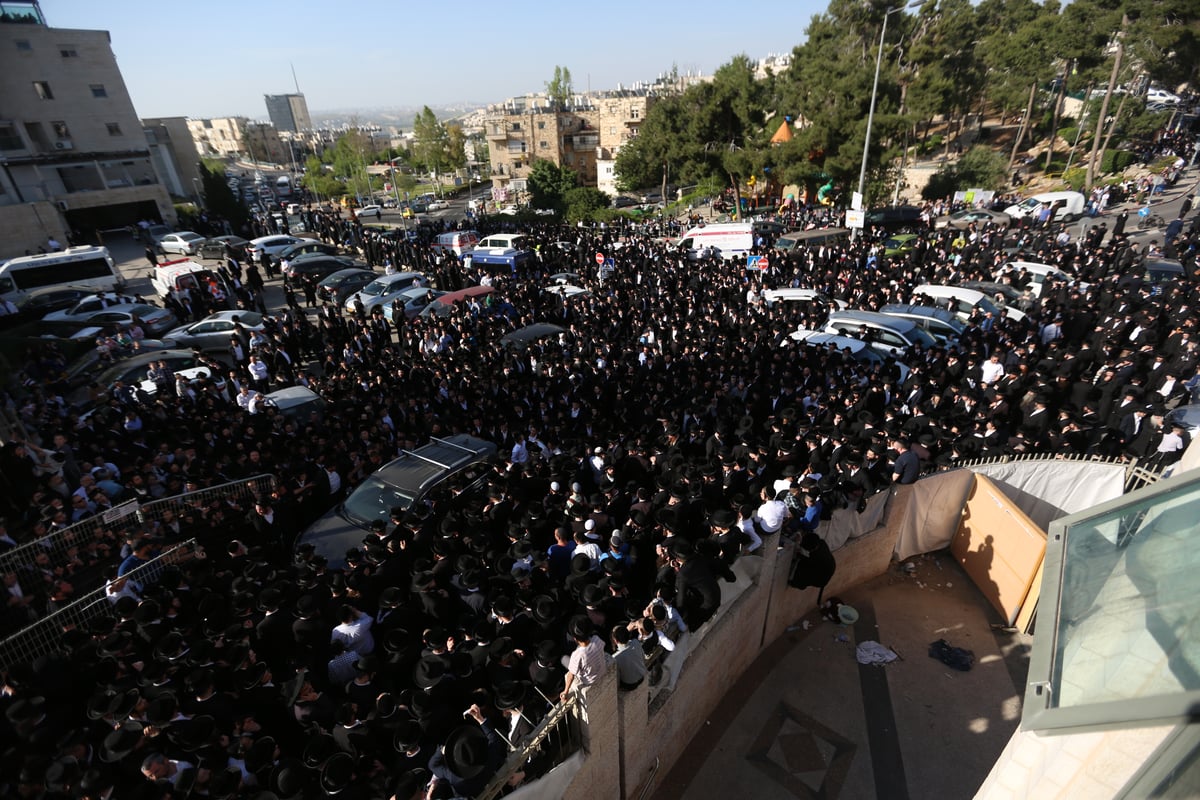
[556,490,903,800]
[0,201,69,256]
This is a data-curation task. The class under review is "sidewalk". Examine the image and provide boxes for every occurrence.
[655,554,1030,800]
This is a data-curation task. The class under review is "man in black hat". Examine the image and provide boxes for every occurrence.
[428,703,507,797]
[670,538,722,630]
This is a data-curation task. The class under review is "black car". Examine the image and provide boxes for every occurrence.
[196,235,249,261]
[317,268,379,305]
[283,255,366,285]
[865,205,924,234]
[296,435,497,567]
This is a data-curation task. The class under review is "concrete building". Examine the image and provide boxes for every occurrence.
[264,93,311,133]
[244,122,288,167]
[142,116,203,202]
[485,82,674,201]
[186,117,247,159]
[0,0,175,255]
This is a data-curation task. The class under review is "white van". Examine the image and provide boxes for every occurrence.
[0,246,124,304]
[993,261,1087,298]
[150,259,236,308]
[912,284,1027,323]
[677,223,754,260]
[1004,191,1086,223]
[821,310,939,357]
[475,233,528,254]
[432,231,479,258]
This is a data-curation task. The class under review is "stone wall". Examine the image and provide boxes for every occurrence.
[557,489,905,800]
[0,201,69,257]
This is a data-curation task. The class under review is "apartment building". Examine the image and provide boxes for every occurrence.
[142,116,203,201]
[264,93,311,133]
[0,0,175,255]
[485,83,674,201]
[187,116,247,158]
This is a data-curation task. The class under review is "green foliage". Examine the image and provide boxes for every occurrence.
[411,107,450,175]
[564,187,611,223]
[1061,167,1087,190]
[201,157,228,176]
[1121,107,1172,140]
[527,159,578,213]
[1100,149,1136,174]
[545,66,574,110]
[916,134,944,157]
[197,164,249,229]
[920,145,1008,200]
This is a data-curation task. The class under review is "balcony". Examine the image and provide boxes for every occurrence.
[568,135,599,152]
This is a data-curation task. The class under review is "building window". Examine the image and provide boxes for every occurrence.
[90,84,107,98]
[106,122,122,136]
[540,141,548,149]
[510,122,521,131]
[0,124,23,151]
[538,121,545,130]
[15,39,31,51]
[33,81,53,100]
[59,47,78,57]
[51,121,70,139]
[631,107,640,119]
[609,127,616,136]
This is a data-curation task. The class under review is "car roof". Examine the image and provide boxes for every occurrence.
[320,268,376,283]
[827,309,919,332]
[437,285,494,304]
[374,435,497,495]
[501,323,567,345]
[789,329,869,353]
[879,303,963,325]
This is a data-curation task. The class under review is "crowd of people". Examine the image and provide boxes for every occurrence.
[0,137,1198,798]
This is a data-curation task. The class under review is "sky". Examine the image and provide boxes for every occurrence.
[47,0,821,120]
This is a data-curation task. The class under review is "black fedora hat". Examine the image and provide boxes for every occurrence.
[392,720,423,753]
[443,725,491,779]
[320,751,355,795]
[413,657,446,690]
[269,757,309,799]
[99,721,143,762]
[494,680,530,711]
[301,732,337,769]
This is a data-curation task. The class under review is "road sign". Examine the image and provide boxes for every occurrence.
[846,209,865,229]
[595,252,605,265]
[747,255,769,270]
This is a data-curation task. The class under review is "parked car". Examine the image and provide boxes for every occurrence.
[157,232,207,256]
[283,255,366,285]
[936,209,1011,230]
[344,272,429,314]
[426,199,449,212]
[864,205,924,234]
[196,235,250,261]
[45,301,177,337]
[161,310,265,352]
[354,205,382,218]
[279,241,340,262]
[66,349,229,409]
[317,268,380,305]
[883,233,920,257]
[295,434,497,567]
[246,235,317,264]
[381,287,447,322]
[41,292,140,322]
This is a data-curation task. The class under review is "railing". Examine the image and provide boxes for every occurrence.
[949,451,1163,492]
[0,538,198,670]
[477,693,583,800]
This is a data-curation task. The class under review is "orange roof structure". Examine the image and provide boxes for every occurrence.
[770,119,793,144]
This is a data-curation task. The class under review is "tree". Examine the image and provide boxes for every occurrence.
[545,66,574,110]
[197,164,248,230]
[920,145,1009,199]
[527,159,578,213]
[445,125,468,173]
[411,107,449,174]
[564,187,611,223]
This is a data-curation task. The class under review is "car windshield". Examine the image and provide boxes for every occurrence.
[226,312,263,326]
[907,326,938,347]
[341,475,415,526]
[361,280,392,297]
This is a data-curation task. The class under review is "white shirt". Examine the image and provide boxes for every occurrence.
[331,613,374,655]
[980,359,1005,384]
[247,360,270,381]
[754,499,789,533]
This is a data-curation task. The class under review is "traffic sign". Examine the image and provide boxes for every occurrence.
[595,252,605,265]
[846,209,865,229]
[747,255,769,270]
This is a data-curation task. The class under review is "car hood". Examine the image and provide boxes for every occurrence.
[295,506,366,569]
[161,323,195,341]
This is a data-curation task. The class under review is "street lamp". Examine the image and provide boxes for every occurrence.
[853,3,916,240]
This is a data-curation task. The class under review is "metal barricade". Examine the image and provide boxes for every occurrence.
[0,539,197,670]
[948,452,1163,492]
[477,693,584,800]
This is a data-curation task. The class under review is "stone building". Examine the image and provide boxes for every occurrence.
[186,117,247,159]
[0,0,175,254]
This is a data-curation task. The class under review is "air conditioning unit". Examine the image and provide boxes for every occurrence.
[54,139,74,150]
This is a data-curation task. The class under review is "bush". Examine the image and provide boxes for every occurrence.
[1101,149,1136,174]
[917,133,944,157]
[1061,167,1087,191]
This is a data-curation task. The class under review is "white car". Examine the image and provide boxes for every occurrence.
[43,293,139,321]
[426,200,449,212]
[157,232,207,256]
[246,235,317,264]
[354,205,382,218]
[1146,88,1181,105]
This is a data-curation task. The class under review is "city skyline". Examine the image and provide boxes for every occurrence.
[45,0,815,120]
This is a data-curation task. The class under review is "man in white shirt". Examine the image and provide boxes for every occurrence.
[247,355,270,391]
[330,605,374,656]
[753,485,790,535]
[980,353,1005,385]
[561,616,608,702]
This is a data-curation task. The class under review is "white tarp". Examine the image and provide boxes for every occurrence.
[893,469,976,561]
[967,460,1126,532]
[823,488,892,551]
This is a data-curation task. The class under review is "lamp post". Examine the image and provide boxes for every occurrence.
[853,3,914,241]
